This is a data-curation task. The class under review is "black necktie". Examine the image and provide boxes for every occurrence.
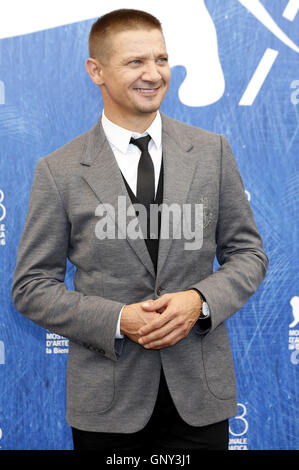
[130,135,155,206]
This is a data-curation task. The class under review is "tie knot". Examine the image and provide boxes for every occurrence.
[130,134,151,152]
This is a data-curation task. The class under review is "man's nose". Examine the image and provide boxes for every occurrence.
[141,62,162,83]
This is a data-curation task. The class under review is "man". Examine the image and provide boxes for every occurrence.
[11,9,268,452]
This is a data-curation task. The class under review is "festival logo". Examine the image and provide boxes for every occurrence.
[229,403,249,450]
[238,0,299,105]
[289,296,299,365]
[45,332,69,355]
[0,190,6,246]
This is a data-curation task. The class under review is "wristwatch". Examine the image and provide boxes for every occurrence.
[200,298,210,319]
[190,288,210,319]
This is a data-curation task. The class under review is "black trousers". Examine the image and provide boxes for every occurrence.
[72,368,228,452]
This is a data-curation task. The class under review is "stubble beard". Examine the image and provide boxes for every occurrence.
[133,92,166,115]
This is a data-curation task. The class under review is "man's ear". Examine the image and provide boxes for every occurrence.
[85,58,105,86]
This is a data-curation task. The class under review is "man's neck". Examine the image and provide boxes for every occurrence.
[103,109,158,134]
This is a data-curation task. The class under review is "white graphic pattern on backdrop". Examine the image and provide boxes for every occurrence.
[0,1,298,107]
[290,296,299,328]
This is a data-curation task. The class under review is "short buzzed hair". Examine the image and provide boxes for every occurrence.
[88,9,163,64]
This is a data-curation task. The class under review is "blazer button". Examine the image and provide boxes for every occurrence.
[156,287,163,296]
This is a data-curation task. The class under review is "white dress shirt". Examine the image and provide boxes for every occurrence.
[101,111,163,338]
[102,111,162,198]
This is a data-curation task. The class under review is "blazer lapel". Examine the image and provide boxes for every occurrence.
[80,114,199,282]
[80,118,156,278]
[156,114,198,279]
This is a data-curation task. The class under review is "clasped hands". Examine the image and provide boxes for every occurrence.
[120,290,202,350]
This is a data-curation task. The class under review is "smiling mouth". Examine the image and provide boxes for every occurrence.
[134,87,160,95]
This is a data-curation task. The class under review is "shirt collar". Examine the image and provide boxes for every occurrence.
[101,110,162,154]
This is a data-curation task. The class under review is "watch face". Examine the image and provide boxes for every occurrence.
[202,302,210,317]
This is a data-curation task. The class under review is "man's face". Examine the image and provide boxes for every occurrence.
[98,28,171,120]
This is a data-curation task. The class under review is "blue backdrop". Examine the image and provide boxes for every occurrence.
[0,0,298,450]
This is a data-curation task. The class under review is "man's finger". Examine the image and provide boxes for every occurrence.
[138,308,171,335]
[141,294,169,312]
[138,318,177,346]
[142,328,183,350]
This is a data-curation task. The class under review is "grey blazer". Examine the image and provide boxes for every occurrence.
[11,113,268,432]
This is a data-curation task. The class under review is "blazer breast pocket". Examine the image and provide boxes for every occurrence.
[183,193,216,246]
[198,196,214,230]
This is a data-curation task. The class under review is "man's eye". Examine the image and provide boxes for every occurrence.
[130,60,142,65]
[157,57,168,63]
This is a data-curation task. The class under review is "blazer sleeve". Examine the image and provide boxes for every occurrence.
[11,157,124,362]
[189,135,269,333]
